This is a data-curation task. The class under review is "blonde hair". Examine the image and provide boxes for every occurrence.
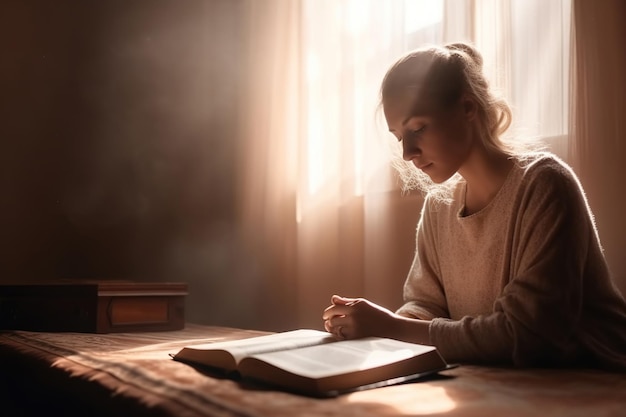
[380,42,519,200]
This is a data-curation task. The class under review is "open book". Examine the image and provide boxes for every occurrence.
[172,329,452,396]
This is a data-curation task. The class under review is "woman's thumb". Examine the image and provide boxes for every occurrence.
[331,294,356,305]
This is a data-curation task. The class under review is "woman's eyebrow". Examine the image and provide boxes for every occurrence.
[402,115,415,125]
[389,116,419,133]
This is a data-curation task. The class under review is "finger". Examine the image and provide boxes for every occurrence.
[331,294,358,305]
[322,303,337,317]
[327,315,350,329]
[322,305,352,320]
[324,320,332,333]
[322,303,346,320]
[335,325,347,340]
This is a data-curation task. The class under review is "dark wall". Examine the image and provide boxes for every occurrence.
[0,1,256,326]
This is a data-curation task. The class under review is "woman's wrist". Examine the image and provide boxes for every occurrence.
[387,313,432,345]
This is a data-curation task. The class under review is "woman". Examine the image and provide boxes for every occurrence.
[322,42,626,369]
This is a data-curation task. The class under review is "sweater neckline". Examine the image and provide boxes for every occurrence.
[456,160,518,219]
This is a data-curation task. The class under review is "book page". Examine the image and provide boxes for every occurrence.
[182,329,332,364]
[246,337,437,379]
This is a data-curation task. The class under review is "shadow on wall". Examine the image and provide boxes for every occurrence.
[0,0,267,329]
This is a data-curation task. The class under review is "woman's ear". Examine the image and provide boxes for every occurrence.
[461,95,478,121]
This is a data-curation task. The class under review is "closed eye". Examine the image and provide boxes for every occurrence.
[402,125,426,141]
[413,126,426,135]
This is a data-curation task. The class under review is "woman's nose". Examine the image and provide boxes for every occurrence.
[402,139,420,161]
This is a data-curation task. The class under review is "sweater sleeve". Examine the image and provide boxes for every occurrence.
[430,161,591,366]
[396,196,450,320]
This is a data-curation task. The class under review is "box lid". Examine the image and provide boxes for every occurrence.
[0,281,188,297]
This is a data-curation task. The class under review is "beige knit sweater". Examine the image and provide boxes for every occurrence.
[396,152,626,369]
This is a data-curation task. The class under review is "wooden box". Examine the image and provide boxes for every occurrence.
[0,281,188,333]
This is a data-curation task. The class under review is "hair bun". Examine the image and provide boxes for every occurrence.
[445,42,483,68]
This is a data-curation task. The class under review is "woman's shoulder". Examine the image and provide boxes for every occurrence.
[515,150,566,170]
[513,151,583,197]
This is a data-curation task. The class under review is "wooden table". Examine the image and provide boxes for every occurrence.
[1,324,624,417]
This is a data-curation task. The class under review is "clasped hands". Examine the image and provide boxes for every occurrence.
[322,294,397,340]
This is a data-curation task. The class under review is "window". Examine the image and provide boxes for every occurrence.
[301,0,571,198]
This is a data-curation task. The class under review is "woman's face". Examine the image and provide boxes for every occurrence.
[384,97,476,184]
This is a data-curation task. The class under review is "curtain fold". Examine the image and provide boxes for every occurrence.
[569,0,626,296]
[236,0,301,330]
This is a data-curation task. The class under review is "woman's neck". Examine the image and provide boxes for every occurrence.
[458,144,513,216]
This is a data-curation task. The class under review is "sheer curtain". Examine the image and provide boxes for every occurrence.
[236,0,302,331]
[473,0,571,154]
[237,0,572,331]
